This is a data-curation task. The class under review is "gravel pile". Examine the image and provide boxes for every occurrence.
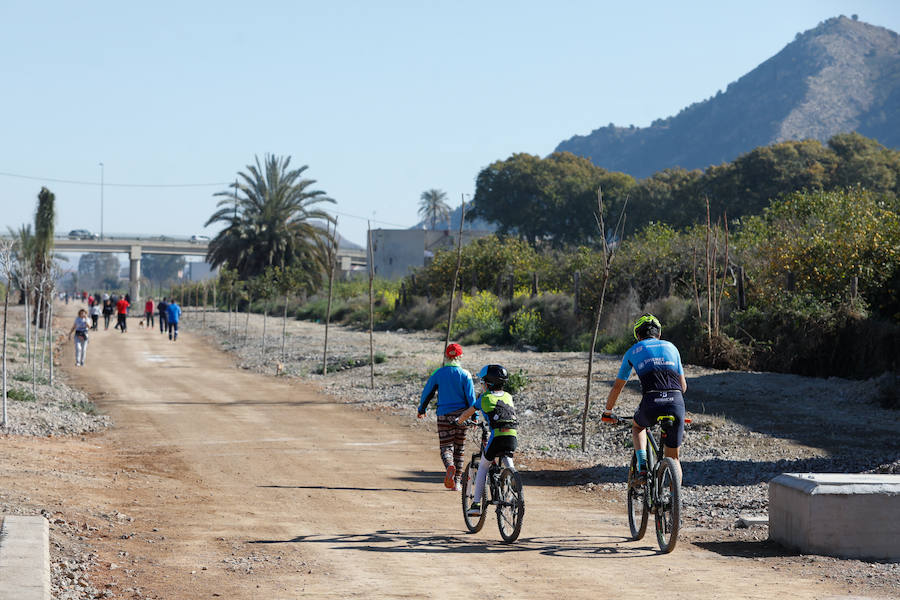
[2,378,111,437]
[1,305,111,438]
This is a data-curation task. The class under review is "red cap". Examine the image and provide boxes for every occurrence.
[444,343,462,359]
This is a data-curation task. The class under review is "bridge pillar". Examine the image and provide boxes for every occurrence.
[129,245,142,305]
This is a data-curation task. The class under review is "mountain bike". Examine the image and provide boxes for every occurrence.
[460,419,525,542]
[605,413,689,553]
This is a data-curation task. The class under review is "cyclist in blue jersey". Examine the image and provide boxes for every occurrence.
[602,314,688,483]
[418,343,477,490]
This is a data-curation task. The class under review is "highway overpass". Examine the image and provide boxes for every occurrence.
[51,236,209,304]
[50,235,367,304]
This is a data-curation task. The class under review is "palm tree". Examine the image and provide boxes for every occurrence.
[205,155,335,283]
[418,189,450,230]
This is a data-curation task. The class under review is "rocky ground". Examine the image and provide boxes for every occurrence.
[1,303,898,597]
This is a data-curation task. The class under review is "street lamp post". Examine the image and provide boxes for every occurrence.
[99,162,104,240]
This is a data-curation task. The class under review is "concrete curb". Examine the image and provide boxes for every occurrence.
[0,516,50,600]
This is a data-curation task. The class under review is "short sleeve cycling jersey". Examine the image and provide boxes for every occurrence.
[617,338,684,392]
[478,390,517,441]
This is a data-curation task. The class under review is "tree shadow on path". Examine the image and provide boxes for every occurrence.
[250,529,657,558]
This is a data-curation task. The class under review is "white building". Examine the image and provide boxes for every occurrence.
[369,228,493,280]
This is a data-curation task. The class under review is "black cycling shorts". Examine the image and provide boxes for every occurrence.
[484,435,517,461]
[633,390,685,448]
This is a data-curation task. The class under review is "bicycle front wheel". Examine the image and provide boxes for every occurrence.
[496,468,525,543]
[654,457,682,553]
[461,458,487,533]
[626,453,649,540]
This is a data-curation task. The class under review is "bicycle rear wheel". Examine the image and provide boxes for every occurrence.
[626,453,649,540]
[654,457,682,553]
[496,468,525,543]
[461,458,487,533]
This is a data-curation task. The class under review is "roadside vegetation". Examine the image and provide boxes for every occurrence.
[163,138,897,392]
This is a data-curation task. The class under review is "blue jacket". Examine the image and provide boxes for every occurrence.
[166,302,182,324]
[418,362,476,416]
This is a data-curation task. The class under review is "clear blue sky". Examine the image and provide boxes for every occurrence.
[2,1,898,249]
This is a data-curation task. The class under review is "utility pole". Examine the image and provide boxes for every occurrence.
[99,162,104,239]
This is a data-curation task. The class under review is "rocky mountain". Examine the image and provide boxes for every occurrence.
[556,16,900,178]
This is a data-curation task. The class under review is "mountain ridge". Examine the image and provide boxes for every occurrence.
[556,16,900,178]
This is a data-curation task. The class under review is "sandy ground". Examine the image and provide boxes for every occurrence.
[2,303,895,599]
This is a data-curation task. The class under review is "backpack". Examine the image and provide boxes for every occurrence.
[488,393,518,430]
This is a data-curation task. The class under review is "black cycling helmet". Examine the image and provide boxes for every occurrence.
[477,364,509,390]
[633,313,662,340]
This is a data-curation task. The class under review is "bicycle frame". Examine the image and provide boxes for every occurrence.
[610,413,685,553]
[460,418,525,542]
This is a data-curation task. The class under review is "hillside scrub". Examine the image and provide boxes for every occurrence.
[472,133,900,243]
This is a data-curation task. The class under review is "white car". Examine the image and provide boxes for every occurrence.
[190,235,211,243]
[68,229,99,240]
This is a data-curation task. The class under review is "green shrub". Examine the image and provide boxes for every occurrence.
[12,372,48,385]
[506,368,529,394]
[511,293,578,351]
[7,388,35,402]
[69,400,98,415]
[385,296,448,331]
[509,307,542,347]
[452,291,503,343]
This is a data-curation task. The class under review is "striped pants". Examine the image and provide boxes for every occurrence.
[437,409,468,481]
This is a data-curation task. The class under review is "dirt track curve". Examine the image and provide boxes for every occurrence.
[34,303,876,599]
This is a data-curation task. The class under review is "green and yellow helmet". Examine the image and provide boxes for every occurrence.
[633,313,662,340]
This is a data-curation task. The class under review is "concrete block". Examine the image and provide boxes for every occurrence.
[769,473,900,560]
[0,516,50,600]
[736,514,768,528]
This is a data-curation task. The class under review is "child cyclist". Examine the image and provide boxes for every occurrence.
[454,364,517,517]
[417,343,477,491]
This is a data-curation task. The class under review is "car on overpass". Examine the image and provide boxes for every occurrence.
[68,229,100,240]
[190,234,210,243]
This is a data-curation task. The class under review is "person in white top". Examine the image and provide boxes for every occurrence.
[68,309,90,366]
[89,303,101,330]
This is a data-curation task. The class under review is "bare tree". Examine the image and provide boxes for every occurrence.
[17,261,34,362]
[691,198,730,355]
[367,221,375,390]
[322,219,338,376]
[1,239,17,428]
[44,263,62,384]
[443,196,467,354]
[31,263,51,398]
[580,187,627,451]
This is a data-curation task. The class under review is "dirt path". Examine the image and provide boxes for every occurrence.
[21,305,877,598]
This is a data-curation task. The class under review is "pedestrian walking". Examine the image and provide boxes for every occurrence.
[166,298,181,341]
[102,294,113,330]
[89,302,100,331]
[116,295,130,333]
[157,297,169,334]
[68,308,90,366]
[144,297,155,329]
[417,343,477,490]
